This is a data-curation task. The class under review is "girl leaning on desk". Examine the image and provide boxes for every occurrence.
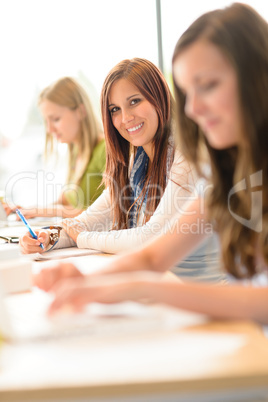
[32,3,268,325]
[20,58,225,284]
[5,77,106,219]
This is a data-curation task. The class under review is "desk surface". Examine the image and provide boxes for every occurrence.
[1,301,268,401]
[1,235,268,401]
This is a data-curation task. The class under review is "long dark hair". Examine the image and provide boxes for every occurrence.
[101,58,174,229]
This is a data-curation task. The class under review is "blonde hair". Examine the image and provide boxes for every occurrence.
[39,77,101,185]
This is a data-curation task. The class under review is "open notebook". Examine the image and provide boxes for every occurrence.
[0,287,207,342]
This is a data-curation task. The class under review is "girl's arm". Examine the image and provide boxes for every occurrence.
[34,197,208,279]
[16,204,85,220]
[52,188,113,250]
[95,196,209,274]
[47,270,268,325]
[76,154,202,254]
[20,189,113,253]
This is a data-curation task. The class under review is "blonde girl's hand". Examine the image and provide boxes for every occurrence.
[62,218,87,243]
[15,207,40,220]
[33,262,84,292]
[2,202,21,216]
[19,229,50,254]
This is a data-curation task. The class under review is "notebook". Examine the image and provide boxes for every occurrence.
[0,287,207,343]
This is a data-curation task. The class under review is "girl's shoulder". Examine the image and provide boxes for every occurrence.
[86,139,106,172]
[171,149,194,175]
[169,149,199,187]
[93,138,106,154]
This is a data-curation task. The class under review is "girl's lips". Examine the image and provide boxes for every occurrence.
[126,122,144,133]
[201,119,220,133]
[53,133,62,140]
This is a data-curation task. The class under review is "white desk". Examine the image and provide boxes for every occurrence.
[1,231,268,401]
[1,314,268,402]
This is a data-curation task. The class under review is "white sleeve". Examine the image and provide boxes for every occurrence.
[55,189,113,249]
[77,152,197,253]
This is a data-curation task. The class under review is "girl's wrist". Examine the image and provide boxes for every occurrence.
[131,272,163,302]
[42,226,62,252]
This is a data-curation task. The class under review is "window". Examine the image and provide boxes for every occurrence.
[0,0,267,207]
[0,0,157,205]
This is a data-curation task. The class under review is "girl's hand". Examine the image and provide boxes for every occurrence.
[62,218,87,243]
[33,262,84,292]
[47,271,162,314]
[19,229,50,254]
[14,207,40,220]
[2,202,20,216]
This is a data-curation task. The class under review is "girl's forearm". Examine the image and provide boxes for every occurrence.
[92,198,209,276]
[143,279,268,325]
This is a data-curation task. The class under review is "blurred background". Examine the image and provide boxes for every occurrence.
[0,0,267,207]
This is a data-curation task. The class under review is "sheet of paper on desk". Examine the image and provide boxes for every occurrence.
[1,213,60,228]
[0,243,20,260]
[31,247,100,261]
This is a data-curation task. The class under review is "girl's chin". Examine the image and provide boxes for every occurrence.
[208,139,237,150]
[57,138,66,143]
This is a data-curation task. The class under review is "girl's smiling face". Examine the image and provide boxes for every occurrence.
[173,40,242,149]
[108,78,159,160]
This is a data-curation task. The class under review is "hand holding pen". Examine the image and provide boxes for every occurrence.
[16,209,44,250]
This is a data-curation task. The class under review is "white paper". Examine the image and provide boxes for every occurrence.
[30,247,100,261]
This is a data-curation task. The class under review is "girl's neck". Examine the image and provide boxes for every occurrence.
[142,144,154,162]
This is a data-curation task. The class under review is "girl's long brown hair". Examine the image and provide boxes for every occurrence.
[172,3,268,278]
[101,58,174,229]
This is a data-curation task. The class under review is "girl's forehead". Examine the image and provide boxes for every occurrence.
[173,41,233,86]
[109,79,141,100]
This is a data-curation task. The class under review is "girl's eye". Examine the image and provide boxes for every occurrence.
[198,80,219,93]
[110,106,119,114]
[130,98,141,106]
[52,117,60,123]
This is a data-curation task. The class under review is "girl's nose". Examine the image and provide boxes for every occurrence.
[185,92,204,120]
[47,121,55,133]
[121,108,134,124]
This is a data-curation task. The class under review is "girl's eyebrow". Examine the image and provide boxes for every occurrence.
[177,70,219,87]
[126,93,140,101]
[177,73,220,93]
[109,93,141,108]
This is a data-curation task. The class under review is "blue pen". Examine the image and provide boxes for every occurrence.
[16,209,44,250]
